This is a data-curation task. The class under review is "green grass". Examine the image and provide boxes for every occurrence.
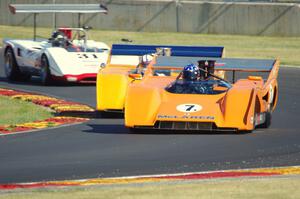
[1,177,300,199]
[0,96,53,126]
[1,25,300,65]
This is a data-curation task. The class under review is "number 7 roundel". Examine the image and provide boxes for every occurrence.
[176,104,202,113]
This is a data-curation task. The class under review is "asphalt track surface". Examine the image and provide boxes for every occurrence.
[0,49,300,184]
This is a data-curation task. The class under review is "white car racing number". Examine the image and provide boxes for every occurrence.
[176,104,202,113]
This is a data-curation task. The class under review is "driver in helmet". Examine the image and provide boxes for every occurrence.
[167,63,203,94]
[51,31,71,48]
[134,54,154,76]
[182,63,207,93]
[182,63,199,82]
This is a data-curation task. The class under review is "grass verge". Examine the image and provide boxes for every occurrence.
[0,25,300,65]
[1,176,299,199]
[0,95,53,126]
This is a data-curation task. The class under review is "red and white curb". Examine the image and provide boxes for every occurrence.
[0,88,94,135]
[1,166,299,190]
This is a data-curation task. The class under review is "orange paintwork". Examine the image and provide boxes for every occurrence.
[125,59,280,131]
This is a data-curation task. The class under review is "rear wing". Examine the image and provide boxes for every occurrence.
[152,56,279,83]
[8,4,108,40]
[9,4,108,14]
[108,44,224,66]
[153,56,275,72]
[111,44,224,57]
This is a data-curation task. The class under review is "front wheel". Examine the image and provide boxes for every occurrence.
[128,127,143,134]
[4,48,21,81]
[40,55,53,85]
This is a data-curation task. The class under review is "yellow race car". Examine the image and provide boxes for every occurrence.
[96,44,224,114]
[125,56,279,132]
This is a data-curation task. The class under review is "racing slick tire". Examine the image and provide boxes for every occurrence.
[258,111,272,128]
[128,128,144,134]
[4,48,22,81]
[22,74,32,81]
[128,127,155,134]
[40,55,53,85]
[239,105,256,134]
[96,111,123,118]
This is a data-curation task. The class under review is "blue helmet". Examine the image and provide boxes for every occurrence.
[182,63,199,81]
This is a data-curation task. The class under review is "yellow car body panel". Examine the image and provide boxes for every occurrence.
[96,66,136,111]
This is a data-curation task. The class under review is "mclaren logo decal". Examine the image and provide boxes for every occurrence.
[176,104,202,113]
[157,115,215,120]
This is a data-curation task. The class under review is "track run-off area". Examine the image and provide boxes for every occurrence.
[0,48,300,184]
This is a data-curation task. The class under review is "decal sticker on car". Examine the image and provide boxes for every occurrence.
[176,104,202,113]
[77,53,98,59]
[157,115,214,120]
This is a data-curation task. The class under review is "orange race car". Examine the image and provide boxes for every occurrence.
[96,44,224,113]
[125,56,280,132]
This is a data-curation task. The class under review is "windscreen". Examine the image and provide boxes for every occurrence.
[109,55,140,66]
[166,79,231,95]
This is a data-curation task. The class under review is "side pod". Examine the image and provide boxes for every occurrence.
[97,72,130,111]
[222,86,257,131]
[125,86,161,127]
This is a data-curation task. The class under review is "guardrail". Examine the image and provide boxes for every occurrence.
[0,0,299,36]
[146,0,300,3]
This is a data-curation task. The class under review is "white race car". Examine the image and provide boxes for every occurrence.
[3,27,110,84]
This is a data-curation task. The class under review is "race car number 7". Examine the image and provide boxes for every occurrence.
[185,105,195,111]
[176,104,202,113]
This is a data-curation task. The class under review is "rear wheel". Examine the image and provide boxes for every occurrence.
[40,55,52,85]
[21,74,31,81]
[4,48,21,81]
[258,111,272,128]
[128,128,138,133]
[97,111,123,118]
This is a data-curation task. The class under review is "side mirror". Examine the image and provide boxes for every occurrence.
[213,86,228,92]
[128,73,142,80]
[82,26,92,30]
[248,76,263,81]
